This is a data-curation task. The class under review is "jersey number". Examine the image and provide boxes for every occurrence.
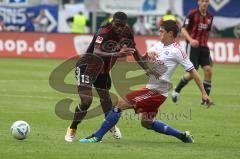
[81,75,89,84]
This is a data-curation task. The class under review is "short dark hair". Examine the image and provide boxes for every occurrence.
[160,20,179,37]
[113,12,128,21]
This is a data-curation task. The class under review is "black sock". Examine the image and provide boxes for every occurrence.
[203,80,211,95]
[175,77,189,93]
[202,80,211,104]
[70,104,89,129]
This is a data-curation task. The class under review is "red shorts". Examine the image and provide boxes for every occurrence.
[125,88,167,118]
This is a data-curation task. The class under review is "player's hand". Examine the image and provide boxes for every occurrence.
[202,94,213,108]
[117,48,135,57]
[147,51,159,60]
[116,45,135,57]
[190,39,199,48]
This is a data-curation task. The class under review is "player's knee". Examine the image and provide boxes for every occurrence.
[204,67,212,73]
[141,120,153,129]
[80,96,92,107]
[100,96,112,105]
[82,101,92,108]
[100,98,113,114]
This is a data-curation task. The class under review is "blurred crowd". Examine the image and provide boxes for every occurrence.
[0,9,51,32]
[0,0,227,37]
[0,7,181,36]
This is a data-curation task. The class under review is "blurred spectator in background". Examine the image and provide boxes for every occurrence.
[21,13,35,32]
[157,10,181,28]
[32,9,50,32]
[100,13,113,26]
[40,0,49,4]
[67,11,87,34]
[133,15,152,35]
[0,16,5,31]
[143,0,157,12]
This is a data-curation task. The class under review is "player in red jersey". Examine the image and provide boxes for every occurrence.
[65,12,156,142]
[172,0,214,105]
[79,21,212,143]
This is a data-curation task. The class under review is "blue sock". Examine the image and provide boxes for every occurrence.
[94,108,121,139]
[151,120,183,140]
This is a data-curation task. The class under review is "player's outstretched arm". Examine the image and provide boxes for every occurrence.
[189,68,212,108]
[132,49,160,79]
[93,48,135,57]
[132,49,148,69]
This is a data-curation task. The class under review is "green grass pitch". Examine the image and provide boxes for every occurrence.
[0,57,240,159]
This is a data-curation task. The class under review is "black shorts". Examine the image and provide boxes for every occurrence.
[75,64,111,90]
[187,44,213,70]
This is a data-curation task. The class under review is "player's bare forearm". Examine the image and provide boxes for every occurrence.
[93,48,118,57]
[133,50,161,78]
[93,48,134,57]
[133,49,149,70]
[189,69,207,95]
[181,28,193,42]
[182,28,199,48]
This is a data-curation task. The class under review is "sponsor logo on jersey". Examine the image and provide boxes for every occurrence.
[198,23,208,30]
[164,51,169,55]
[96,36,104,44]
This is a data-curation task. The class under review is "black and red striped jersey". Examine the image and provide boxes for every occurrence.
[79,23,135,73]
[182,8,214,48]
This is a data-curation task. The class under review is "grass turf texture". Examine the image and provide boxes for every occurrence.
[0,57,240,159]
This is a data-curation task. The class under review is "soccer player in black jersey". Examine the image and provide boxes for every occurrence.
[172,0,214,105]
[65,12,154,142]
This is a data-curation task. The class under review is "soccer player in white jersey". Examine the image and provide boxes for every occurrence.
[79,20,212,143]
